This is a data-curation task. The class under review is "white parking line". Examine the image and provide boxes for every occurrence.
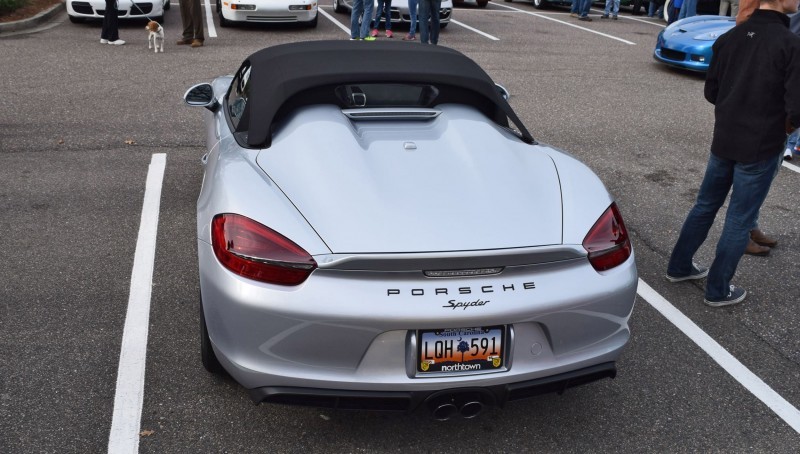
[204,0,218,38]
[492,3,636,45]
[451,19,500,40]
[319,7,352,35]
[637,279,800,434]
[782,160,800,173]
[107,154,166,454]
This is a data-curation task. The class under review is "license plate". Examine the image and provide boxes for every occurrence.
[416,326,505,374]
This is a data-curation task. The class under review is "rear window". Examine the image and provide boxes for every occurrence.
[335,84,439,108]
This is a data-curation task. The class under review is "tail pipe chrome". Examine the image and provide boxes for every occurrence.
[427,391,491,420]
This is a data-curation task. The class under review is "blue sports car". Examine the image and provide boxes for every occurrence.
[653,15,735,72]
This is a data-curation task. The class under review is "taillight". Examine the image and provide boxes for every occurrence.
[582,203,632,272]
[211,214,317,286]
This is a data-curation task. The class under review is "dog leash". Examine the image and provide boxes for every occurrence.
[128,0,159,23]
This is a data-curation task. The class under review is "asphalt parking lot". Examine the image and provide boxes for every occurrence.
[1,2,799,452]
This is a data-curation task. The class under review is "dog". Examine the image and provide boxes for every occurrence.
[145,21,164,53]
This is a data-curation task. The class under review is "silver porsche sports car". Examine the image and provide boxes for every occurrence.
[184,41,637,419]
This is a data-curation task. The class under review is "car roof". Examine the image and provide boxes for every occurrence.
[242,40,535,148]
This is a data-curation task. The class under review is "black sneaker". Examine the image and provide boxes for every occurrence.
[600,15,609,19]
[665,263,709,283]
[579,16,593,21]
[704,285,747,307]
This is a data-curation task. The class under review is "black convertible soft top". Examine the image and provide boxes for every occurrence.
[242,40,535,148]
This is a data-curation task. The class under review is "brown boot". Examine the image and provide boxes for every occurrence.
[176,38,192,45]
[750,228,777,248]
[745,239,770,256]
[191,39,204,48]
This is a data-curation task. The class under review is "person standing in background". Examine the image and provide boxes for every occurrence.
[601,0,621,19]
[648,0,665,18]
[418,0,442,44]
[720,0,740,16]
[177,0,205,47]
[666,0,800,306]
[371,0,394,38]
[404,0,419,40]
[350,0,375,40]
[100,0,125,45]
[678,0,698,19]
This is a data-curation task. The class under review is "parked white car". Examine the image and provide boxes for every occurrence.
[216,0,318,27]
[66,0,170,23]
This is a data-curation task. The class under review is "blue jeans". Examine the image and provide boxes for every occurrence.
[667,153,781,300]
[678,0,697,19]
[579,0,592,17]
[350,0,374,39]
[648,1,662,16]
[786,129,800,150]
[408,0,418,36]
[604,0,620,15]
[372,0,393,30]
[419,0,441,44]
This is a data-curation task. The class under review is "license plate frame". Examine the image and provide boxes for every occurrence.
[416,326,506,375]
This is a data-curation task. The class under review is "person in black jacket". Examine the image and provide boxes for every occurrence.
[665,0,800,307]
[100,0,125,45]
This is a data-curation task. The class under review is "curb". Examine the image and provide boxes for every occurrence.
[0,2,65,33]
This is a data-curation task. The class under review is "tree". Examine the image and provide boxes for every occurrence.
[457,340,469,362]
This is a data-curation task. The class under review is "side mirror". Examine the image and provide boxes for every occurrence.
[184,83,219,112]
[495,83,510,101]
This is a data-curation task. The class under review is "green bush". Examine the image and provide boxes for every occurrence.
[0,0,28,15]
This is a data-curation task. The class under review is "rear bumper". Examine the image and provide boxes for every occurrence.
[248,362,617,412]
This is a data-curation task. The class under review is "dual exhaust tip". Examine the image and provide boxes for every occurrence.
[427,392,490,421]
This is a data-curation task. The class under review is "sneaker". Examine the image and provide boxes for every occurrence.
[704,285,747,307]
[402,33,416,41]
[385,29,393,38]
[570,12,578,17]
[612,15,618,20]
[785,148,794,160]
[109,40,126,45]
[363,36,377,41]
[666,263,709,283]
[578,16,592,21]
[600,15,609,19]
[370,29,379,37]
[100,38,108,44]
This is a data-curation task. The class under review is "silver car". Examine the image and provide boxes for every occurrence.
[184,40,637,420]
[333,0,453,28]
